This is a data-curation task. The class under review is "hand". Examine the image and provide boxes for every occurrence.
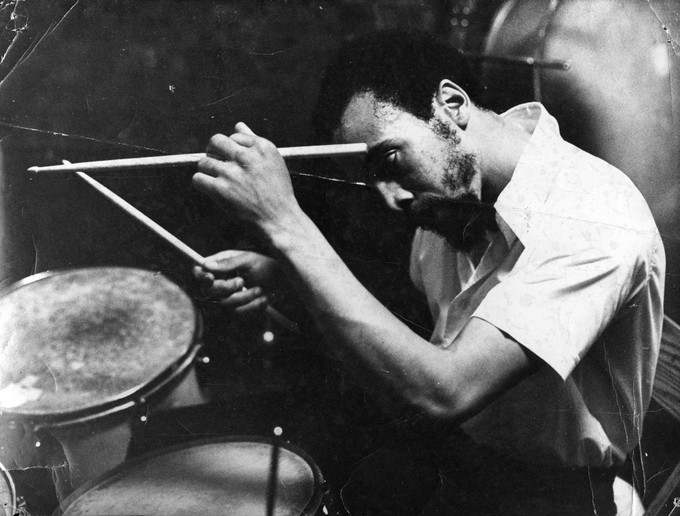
[193,250,281,316]
[192,123,304,244]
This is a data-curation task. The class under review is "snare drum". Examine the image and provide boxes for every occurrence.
[0,463,15,516]
[57,437,331,516]
[0,267,205,492]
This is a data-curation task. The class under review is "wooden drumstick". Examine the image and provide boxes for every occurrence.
[266,426,283,516]
[28,143,368,175]
[69,162,299,334]
[73,168,207,265]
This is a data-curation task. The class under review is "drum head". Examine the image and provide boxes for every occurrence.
[59,438,324,516]
[0,268,198,421]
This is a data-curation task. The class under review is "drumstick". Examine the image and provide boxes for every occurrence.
[69,162,300,334]
[266,426,283,516]
[28,143,368,175]
[73,168,207,265]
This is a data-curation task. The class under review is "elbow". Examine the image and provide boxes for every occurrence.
[403,382,480,423]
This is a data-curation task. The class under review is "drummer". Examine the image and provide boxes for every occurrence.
[192,31,665,515]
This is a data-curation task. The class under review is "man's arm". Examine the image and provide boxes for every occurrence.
[193,124,539,422]
[269,212,538,420]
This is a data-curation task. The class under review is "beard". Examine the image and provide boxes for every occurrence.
[407,127,498,253]
[408,192,498,253]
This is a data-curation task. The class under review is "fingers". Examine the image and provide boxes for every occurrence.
[195,250,255,278]
[209,277,248,300]
[208,250,265,275]
[213,285,266,311]
[192,169,219,193]
[203,123,259,161]
[193,267,263,304]
[192,267,241,295]
[230,132,257,147]
[193,249,267,304]
[192,265,214,286]
[200,250,244,273]
[203,123,279,164]
[234,295,269,316]
[235,122,256,136]
[192,154,242,199]
[195,132,260,188]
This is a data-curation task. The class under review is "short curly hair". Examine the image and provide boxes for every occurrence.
[312,30,482,141]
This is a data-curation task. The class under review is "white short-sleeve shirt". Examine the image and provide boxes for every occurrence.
[410,103,665,468]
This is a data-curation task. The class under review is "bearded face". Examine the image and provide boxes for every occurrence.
[405,119,497,253]
[334,92,499,253]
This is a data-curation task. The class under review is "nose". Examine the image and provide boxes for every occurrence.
[375,181,414,212]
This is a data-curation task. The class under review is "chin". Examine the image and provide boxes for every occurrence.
[409,191,498,253]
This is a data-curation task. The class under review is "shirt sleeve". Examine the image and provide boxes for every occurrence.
[473,219,649,380]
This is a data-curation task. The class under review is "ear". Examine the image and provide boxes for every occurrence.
[433,80,471,129]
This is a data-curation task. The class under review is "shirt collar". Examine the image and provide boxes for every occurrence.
[493,102,564,247]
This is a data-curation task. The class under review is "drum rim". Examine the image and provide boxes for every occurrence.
[55,435,327,516]
[0,266,203,426]
[0,462,16,516]
[0,266,169,297]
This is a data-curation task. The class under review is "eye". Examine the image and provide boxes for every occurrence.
[364,146,401,183]
[380,150,399,177]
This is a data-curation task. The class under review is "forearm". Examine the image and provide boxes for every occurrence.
[266,210,460,415]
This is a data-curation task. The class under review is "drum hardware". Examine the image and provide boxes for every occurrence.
[467,50,572,105]
[195,354,211,365]
[465,52,571,70]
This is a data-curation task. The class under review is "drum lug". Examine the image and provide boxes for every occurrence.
[135,398,149,423]
[195,355,210,365]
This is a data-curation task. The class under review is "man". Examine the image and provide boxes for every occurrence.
[192,31,665,514]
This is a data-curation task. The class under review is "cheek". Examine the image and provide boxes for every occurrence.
[404,149,451,192]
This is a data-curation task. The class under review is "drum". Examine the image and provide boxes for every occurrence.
[0,463,15,516]
[0,267,205,492]
[57,437,330,516]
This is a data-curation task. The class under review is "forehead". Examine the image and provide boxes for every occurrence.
[333,92,426,145]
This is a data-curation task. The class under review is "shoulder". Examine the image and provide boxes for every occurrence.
[502,138,660,270]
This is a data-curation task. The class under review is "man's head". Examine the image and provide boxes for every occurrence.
[314,31,497,252]
[313,30,483,141]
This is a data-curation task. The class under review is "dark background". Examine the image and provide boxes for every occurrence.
[0,0,679,513]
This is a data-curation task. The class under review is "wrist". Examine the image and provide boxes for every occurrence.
[263,208,316,255]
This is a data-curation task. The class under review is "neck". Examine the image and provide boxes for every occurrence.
[471,108,532,203]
